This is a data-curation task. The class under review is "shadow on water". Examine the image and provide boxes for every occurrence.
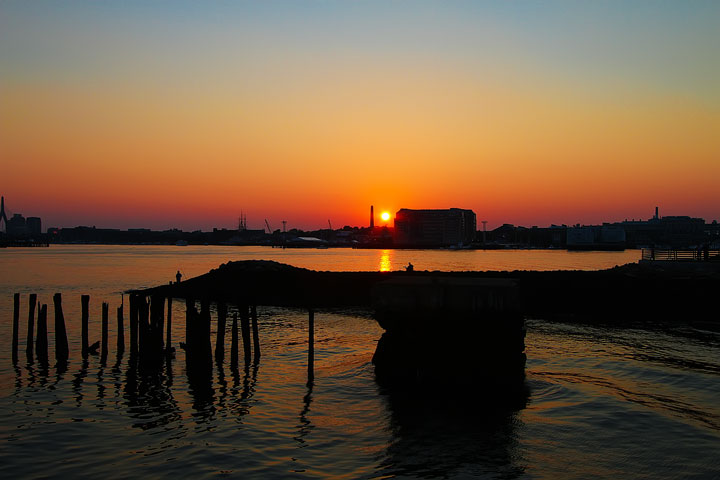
[294,381,314,446]
[376,379,529,479]
[123,353,182,430]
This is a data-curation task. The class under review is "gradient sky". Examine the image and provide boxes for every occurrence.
[1,1,719,231]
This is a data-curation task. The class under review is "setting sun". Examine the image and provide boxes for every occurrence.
[381,212,391,222]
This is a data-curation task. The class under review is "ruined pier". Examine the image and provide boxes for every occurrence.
[9,259,718,386]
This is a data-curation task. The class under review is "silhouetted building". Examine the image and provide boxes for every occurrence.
[394,208,476,247]
[26,217,42,237]
[620,209,707,247]
[567,224,626,250]
[0,196,8,233]
[7,213,28,237]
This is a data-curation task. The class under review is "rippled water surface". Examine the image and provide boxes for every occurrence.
[1,246,719,478]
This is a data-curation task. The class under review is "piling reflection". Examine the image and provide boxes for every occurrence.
[72,359,89,407]
[185,352,216,423]
[229,363,259,420]
[294,382,314,445]
[123,352,182,430]
[377,382,529,478]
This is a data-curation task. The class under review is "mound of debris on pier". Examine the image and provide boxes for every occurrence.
[139,260,385,308]
[213,260,311,275]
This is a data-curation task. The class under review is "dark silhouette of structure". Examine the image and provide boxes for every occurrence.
[0,196,8,233]
[394,208,476,247]
[370,205,375,229]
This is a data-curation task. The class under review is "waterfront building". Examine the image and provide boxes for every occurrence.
[26,217,42,237]
[567,224,626,250]
[7,213,29,237]
[394,208,476,247]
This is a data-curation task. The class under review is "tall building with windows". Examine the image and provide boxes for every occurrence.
[394,208,476,246]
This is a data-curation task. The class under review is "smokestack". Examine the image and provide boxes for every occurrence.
[370,205,374,229]
[655,206,659,220]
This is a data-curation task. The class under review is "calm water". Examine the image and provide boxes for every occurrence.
[1,245,719,479]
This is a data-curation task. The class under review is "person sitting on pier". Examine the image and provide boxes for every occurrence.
[405,262,414,272]
[176,270,182,284]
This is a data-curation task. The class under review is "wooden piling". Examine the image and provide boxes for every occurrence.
[251,305,260,362]
[308,308,315,384]
[26,294,37,360]
[81,294,90,358]
[129,294,139,355]
[149,295,165,357]
[200,300,212,356]
[185,298,193,350]
[101,302,109,360]
[53,293,69,362]
[36,304,48,363]
[240,305,251,364]
[215,302,227,361]
[116,302,125,353]
[166,296,172,353]
[231,312,239,368]
[12,293,20,364]
[138,297,150,357]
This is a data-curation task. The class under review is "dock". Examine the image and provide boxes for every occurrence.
[10,259,719,388]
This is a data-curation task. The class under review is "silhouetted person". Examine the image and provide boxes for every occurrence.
[405,262,414,272]
[176,270,182,284]
[703,243,709,261]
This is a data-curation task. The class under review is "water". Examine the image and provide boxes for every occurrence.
[1,245,719,479]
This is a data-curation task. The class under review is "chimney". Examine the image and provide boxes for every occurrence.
[655,206,659,220]
[370,205,374,229]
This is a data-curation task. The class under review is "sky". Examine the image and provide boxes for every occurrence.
[1,1,719,231]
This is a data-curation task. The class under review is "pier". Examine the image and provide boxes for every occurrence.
[9,259,719,385]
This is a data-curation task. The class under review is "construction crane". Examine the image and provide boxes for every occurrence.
[264,219,272,234]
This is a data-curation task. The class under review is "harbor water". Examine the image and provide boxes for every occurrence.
[1,246,719,478]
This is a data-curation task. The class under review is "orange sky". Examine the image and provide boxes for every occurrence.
[1,2,719,230]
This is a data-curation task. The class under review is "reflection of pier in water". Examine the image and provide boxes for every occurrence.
[6,260,538,477]
[11,258,718,428]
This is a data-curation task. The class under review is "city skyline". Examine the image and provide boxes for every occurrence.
[2,1,719,231]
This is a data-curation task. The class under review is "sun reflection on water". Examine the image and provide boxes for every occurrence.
[379,249,393,272]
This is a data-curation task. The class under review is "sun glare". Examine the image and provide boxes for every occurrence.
[381,212,390,222]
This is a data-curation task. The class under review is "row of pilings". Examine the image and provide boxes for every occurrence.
[9,293,279,374]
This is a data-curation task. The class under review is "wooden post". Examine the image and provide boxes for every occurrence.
[231,312,239,368]
[101,302,109,360]
[129,294,139,355]
[185,298,193,352]
[116,301,125,353]
[150,295,165,353]
[12,293,20,364]
[149,295,165,357]
[200,299,212,357]
[251,305,260,362]
[36,304,48,363]
[240,305,251,364]
[26,293,37,360]
[81,294,90,358]
[166,296,172,353]
[53,293,69,362]
[308,308,315,384]
[215,302,227,361]
[138,297,150,357]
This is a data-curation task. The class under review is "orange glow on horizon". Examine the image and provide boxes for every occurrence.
[1,3,719,229]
